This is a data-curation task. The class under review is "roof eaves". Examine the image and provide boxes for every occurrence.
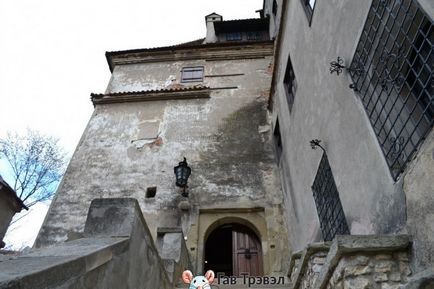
[91,85,210,98]
[0,176,28,211]
[91,86,211,105]
[105,40,274,72]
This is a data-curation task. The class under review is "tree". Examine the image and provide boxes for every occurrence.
[0,129,68,208]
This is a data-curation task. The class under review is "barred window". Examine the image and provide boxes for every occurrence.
[312,153,350,241]
[300,0,317,25]
[283,55,297,112]
[226,32,242,41]
[272,0,278,16]
[273,119,283,163]
[247,31,262,41]
[349,0,433,179]
[181,67,204,83]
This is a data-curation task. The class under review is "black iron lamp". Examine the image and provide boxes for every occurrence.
[174,157,191,197]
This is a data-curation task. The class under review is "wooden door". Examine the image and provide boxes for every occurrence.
[232,227,263,276]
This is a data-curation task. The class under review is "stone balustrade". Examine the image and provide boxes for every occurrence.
[288,235,412,289]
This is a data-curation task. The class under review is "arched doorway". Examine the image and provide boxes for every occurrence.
[204,223,263,277]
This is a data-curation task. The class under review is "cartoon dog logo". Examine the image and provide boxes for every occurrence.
[182,270,215,289]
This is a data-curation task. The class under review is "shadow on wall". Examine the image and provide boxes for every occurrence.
[194,100,273,203]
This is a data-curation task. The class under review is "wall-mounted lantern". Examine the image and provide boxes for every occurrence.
[174,157,191,197]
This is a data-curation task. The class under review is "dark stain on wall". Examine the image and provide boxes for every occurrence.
[194,99,274,203]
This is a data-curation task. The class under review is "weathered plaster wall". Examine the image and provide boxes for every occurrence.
[36,51,289,274]
[403,128,434,270]
[270,0,419,250]
[262,0,283,39]
[106,61,189,93]
[269,0,433,273]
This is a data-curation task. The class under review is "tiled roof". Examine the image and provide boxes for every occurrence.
[106,38,205,56]
[91,85,209,98]
[173,38,205,47]
[91,86,211,105]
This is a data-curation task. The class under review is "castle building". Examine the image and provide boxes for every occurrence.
[35,13,290,277]
[0,1,432,288]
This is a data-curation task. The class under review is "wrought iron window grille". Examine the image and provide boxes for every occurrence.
[342,0,433,179]
[226,32,242,41]
[247,31,262,41]
[272,0,278,16]
[330,56,365,77]
[284,55,297,112]
[273,120,283,164]
[311,147,350,242]
[300,0,316,26]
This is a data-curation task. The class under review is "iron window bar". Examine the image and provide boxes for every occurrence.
[284,55,297,112]
[300,0,316,26]
[348,0,433,179]
[226,32,242,41]
[311,152,350,241]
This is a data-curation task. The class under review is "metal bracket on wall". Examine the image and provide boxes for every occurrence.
[329,56,365,91]
[310,139,326,153]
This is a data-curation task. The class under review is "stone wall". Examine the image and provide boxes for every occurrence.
[288,235,413,289]
[403,128,434,270]
[325,252,411,289]
[0,198,172,289]
[157,227,192,285]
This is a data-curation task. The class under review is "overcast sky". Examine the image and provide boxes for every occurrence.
[0,0,262,249]
[0,0,262,153]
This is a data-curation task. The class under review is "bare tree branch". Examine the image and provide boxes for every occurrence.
[0,129,68,208]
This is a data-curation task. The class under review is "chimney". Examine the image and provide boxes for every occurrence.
[204,13,223,43]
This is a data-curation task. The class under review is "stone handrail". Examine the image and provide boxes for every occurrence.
[0,198,172,289]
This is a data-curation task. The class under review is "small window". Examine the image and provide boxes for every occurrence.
[312,153,350,241]
[273,120,283,163]
[247,31,262,41]
[226,32,242,41]
[300,0,316,25]
[181,67,204,83]
[283,55,297,112]
[272,0,278,16]
[146,187,157,198]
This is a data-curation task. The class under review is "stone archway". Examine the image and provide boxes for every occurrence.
[204,223,263,277]
[192,209,270,276]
